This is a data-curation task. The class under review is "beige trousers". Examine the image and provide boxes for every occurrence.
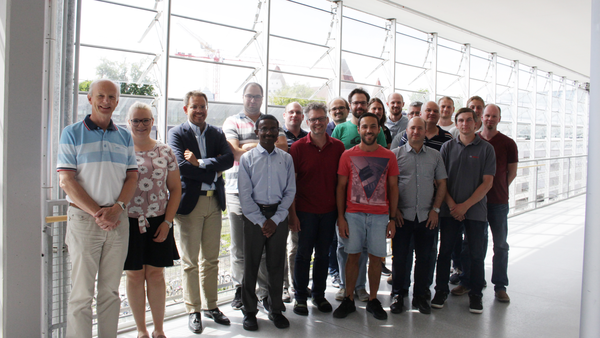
[175,195,222,312]
[65,206,129,338]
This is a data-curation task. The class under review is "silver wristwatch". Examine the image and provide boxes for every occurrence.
[433,207,441,214]
[116,201,126,210]
[164,220,173,228]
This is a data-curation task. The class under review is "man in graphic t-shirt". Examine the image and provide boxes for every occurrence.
[332,112,399,321]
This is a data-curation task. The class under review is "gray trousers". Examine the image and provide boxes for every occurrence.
[241,211,289,315]
[227,193,268,298]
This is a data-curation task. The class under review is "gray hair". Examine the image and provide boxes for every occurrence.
[409,101,423,109]
[127,101,152,120]
[303,102,328,117]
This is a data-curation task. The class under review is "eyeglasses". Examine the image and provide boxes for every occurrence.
[351,101,367,106]
[245,94,263,101]
[307,116,327,123]
[258,127,279,133]
[130,118,153,126]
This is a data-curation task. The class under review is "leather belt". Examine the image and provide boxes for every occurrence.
[257,203,279,213]
[69,202,112,210]
[200,190,215,197]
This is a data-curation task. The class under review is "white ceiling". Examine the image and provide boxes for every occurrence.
[343,0,591,83]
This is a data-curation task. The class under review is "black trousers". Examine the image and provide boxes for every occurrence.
[241,210,289,314]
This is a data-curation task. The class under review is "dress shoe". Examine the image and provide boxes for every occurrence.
[204,307,230,325]
[390,295,404,314]
[231,287,243,310]
[268,313,290,329]
[188,312,202,334]
[243,312,258,331]
[412,297,431,314]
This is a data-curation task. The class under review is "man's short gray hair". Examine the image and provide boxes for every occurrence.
[303,102,328,117]
[409,101,423,109]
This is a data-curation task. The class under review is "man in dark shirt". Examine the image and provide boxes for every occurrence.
[431,107,496,314]
[281,101,308,303]
[391,101,453,151]
[479,104,518,303]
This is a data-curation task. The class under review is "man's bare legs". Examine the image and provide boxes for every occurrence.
[367,254,382,300]
[344,253,362,300]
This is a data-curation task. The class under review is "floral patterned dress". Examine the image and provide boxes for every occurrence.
[127,141,179,233]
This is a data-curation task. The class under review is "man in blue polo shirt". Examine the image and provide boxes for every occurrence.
[57,79,138,338]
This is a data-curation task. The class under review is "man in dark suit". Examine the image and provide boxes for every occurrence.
[168,90,234,334]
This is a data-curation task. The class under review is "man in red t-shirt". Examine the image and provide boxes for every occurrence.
[479,104,518,303]
[332,113,399,321]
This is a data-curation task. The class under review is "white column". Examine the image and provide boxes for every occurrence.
[258,0,271,111]
[331,0,343,99]
[389,18,397,94]
[158,0,171,143]
[465,43,471,99]
[430,33,437,101]
[580,0,600,336]
[1,0,45,336]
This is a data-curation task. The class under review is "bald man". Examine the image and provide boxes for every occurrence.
[282,101,308,302]
[385,93,409,139]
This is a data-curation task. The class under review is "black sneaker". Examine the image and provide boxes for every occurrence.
[449,268,461,285]
[390,295,404,314]
[231,287,243,310]
[469,295,483,314]
[293,300,309,316]
[268,313,290,329]
[431,291,448,309]
[333,297,356,318]
[311,297,332,312]
[381,262,392,276]
[366,298,387,320]
[412,297,431,314]
[242,312,258,331]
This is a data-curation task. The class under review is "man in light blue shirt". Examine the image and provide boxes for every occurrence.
[238,114,296,331]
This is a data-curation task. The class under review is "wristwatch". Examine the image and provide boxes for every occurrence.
[389,216,398,222]
[433,207,441,214]
[116,201,126,210]
[164,220,173,229]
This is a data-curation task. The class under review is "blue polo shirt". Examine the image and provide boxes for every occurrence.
[57,114,138,206]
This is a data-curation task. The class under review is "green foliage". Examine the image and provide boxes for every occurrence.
[409,88,430,103]
[269,82,326,106]
[79,80,92,92]
[79,57,157,96]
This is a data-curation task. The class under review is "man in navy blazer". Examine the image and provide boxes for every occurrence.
[168,90,234,334]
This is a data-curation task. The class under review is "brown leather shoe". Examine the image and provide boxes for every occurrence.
[450,285,471,296]
[495,290,511,303]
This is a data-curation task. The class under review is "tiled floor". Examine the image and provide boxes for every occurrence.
[119,195,586,338]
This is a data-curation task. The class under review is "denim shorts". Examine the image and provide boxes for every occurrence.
[341,212,388,258]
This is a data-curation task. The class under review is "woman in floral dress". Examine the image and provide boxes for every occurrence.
[124,102,182,338]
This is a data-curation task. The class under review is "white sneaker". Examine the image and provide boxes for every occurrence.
[355,288,369,302]
[335,288,346,301]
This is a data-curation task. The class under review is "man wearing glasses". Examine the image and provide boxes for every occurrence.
[288,102,345,316]
[331,88,387,303]
[168,90,234,333]
[223,83,288,312]
[326,97,350,136]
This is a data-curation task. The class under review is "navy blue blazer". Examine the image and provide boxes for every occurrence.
[168,122,234,214]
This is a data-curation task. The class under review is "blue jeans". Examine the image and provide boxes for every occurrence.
[487,203,509,290]
[392,218,436,297]
[329,229,339,277]
[436,217,487,296]
[293,210,337,301]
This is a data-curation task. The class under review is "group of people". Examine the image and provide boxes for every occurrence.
[57,78,517,337]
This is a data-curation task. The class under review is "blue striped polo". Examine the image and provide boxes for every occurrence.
[57,114,138,206]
